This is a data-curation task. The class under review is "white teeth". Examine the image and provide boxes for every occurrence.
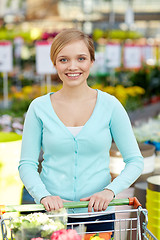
[67,73,80,77]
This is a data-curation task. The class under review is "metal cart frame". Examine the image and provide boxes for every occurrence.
[0,197,158,240]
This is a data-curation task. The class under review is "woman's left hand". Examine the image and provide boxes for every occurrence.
[80,189,114,212]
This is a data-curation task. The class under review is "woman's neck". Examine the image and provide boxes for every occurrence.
[59,84,92,101]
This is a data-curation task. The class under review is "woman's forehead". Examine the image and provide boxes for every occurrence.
[58,40,89,55]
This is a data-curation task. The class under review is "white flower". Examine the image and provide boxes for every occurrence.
[9,212,65,233]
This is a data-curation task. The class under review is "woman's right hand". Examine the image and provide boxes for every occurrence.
[40,196,64,211]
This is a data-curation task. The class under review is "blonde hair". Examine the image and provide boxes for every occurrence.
[50,28,95,65]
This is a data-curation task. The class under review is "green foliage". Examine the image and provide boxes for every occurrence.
[93,29,142,41]
[0,27,41,42]
[108,29,142,40]
[96,72,110,86]
[92,29,104,41]
[129,66,160,98]
[0,28,31,41]
[0,108,22,118]
[148,66,160,96]
[11,98,31,116]
[129,67,150,96]
[125,95,143,112]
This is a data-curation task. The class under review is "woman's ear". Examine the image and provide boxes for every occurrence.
[91,60,94,67]
[54,63,57,70]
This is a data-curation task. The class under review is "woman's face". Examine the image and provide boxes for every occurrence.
[55,40,94,88]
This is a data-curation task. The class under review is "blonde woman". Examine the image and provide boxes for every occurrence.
[19,28,143,234]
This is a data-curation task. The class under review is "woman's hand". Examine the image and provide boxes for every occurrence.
[80,189,114,212]
[40,196,64,211]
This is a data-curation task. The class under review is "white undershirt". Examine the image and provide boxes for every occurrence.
[67,126,83,137]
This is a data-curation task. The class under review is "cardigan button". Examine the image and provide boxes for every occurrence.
[75,150,77,154]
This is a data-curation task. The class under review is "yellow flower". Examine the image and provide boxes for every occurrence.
[89,236,105,240]
[22,86,33,95]
[91,84,104,91]
[103,86,115,95]
[133,86,145,95]
[51,84,62,92]
[114,85,128,105]
[125,86,145,97]
[13,92,24,100]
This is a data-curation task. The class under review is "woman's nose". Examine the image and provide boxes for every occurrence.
[68,60,78,70]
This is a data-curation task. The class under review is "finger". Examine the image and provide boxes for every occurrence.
[43,201,50,212]
[102,201,109,211]
[41,198,50,211]
[46,200,55,211]
[58,199,64,209]
[51,197,63,210]
[52,200,60,211]
[93,200,100,212]
[98,200,105,212]
[88,198,95,212]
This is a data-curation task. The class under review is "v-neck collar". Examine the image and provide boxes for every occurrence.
[48,89,100,138]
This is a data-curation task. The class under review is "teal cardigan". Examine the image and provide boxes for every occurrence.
[19,89,144,213]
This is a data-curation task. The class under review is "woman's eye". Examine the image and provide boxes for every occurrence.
[79,57,85,61]
[60,59,67,62]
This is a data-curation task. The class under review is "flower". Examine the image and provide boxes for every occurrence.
[50,229,81,240]
[89,233,105,240]
[90,237,104,240]
[31,238,44,240]
[91,83,145,108]
[9,212,65,239]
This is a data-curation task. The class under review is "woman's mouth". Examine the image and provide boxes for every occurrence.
[65,73,81,79]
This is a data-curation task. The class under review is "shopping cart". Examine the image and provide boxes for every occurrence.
[0,197,158,240]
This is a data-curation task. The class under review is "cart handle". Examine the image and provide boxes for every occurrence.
[0,197,141,214]
[129,197,142,209]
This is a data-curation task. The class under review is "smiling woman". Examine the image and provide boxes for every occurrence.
[53,40,93,88]
[18,28,144,237]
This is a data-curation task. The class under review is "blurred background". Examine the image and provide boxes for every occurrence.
[0,0,160,237]
[0,1,160,239]
[0,0,160,119]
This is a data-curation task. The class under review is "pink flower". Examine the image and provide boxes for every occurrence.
[67,229,81,240]
[50,229,81,240]
[31,238,44,240]
[51,229,65,240]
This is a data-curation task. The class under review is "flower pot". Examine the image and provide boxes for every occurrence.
[0,132,23,206]
[150,95,160,104]
[109,142,156,182]
[146,175,160,239]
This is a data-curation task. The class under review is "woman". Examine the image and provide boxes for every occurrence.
[19,28,144,233]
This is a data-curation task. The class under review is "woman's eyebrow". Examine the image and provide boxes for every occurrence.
[57,53,88,59]
[78,54,88,56]
[57,55,67,59]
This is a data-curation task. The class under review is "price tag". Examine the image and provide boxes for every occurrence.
[105,43,121,68]
[124,44,142,68]
[36,41,56,74]
[0,41,13,72]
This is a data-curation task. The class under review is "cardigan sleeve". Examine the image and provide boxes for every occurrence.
[18,100,51,203]
[105,97,144,196]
